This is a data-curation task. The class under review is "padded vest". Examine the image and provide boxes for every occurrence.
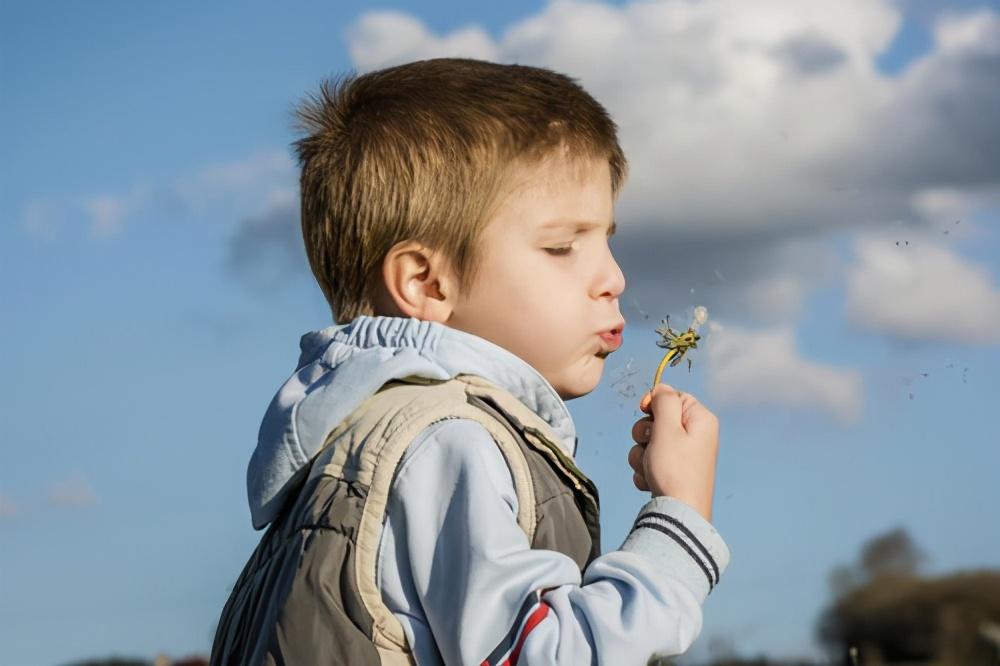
[210,373,601,666]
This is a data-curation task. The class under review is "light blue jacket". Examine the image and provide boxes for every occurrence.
[247,315,730,664]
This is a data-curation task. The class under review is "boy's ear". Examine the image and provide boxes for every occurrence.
[375,240,457,323]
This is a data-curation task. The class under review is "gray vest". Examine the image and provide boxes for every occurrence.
[210,373,600,665]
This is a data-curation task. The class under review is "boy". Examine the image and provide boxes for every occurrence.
[211,57,729,665]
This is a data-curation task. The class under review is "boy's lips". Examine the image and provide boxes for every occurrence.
[597,321,625,353]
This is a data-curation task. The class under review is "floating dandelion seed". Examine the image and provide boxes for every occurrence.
[629,296,650,320]
[901,371,930,400]
[650,306,708,390]
[610,356,639,400]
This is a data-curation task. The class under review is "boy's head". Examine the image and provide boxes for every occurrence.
[294,57,628,399]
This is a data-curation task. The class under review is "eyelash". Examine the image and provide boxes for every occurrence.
[545,236,613,256]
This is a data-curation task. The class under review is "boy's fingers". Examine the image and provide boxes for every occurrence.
[631,417,653,444]
[644,383,684,429]
[675,393,717,434]
[639,389,656,414]
[678,392,698,427]
[685,402,720,437]
[627,443,645,473]
[633,472,649,492]
[639,388,656,413]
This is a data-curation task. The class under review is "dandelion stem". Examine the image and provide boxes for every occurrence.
[652,348,680,391]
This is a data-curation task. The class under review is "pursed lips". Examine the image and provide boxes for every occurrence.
[595,321,625,358]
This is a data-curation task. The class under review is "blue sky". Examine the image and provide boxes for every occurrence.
[2,1,999,664]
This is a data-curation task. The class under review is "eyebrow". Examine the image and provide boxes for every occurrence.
[538,219,617,237]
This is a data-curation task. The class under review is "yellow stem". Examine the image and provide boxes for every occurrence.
[651,348,679,392]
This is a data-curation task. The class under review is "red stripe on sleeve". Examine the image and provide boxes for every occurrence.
[500,602,551,666]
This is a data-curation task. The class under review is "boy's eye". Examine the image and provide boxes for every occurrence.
[544,245,575,256]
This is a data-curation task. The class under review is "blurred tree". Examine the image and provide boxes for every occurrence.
[827,526,924,600]
[817,527,1000,665]
[858,528,924,580]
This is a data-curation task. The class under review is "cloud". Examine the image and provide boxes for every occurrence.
[615,230,839,328]
[215,0,1000,349]
[337,0,1000,334]
[835,11,1000,198]
[771,33,848,76]
[20,150,296,240]
[845,231,1000,345]
[224,189,309,294]
[703,320,864,425]
[346,1,1000,236]
[346,10,499,67]
[46,476,98,508]
[188,151,295,195]
[0,494,19,519]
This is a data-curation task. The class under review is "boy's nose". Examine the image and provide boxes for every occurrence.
[595,248,626,300]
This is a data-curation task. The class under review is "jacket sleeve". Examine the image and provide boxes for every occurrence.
[377,417,731,666]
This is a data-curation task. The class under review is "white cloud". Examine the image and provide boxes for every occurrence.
[617,231,840,330]
[704,320,864,424]
[347,11,498,66]
[934,8,1000,52]
[845,232,1000,345]
[181,150,294,196]
[740,274,811,323]
[46,476,98,508]
[336,0,1000,340]
[20,149,296,240]
[209,0,1000,337]
[344,0,1000,237]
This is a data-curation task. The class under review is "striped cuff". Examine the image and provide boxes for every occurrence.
[620,496,731,603]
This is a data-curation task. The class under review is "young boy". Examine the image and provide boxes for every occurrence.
[211,57,729,665]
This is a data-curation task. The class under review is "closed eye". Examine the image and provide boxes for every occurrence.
[544,246,575,256]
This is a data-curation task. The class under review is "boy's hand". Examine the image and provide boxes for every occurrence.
[628,383,719,522]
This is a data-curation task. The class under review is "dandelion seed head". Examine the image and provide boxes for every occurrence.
[690,305,709,329]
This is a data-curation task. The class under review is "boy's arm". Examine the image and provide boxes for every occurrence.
[379,418,730,665]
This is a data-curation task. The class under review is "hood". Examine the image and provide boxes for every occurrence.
[247,315,578,529]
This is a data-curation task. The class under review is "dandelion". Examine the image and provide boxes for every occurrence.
[650,306,708,391]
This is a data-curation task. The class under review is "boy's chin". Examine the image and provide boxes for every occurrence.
[558,387,590,400]
[555,367,603,400]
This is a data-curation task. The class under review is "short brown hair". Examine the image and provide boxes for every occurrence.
[292,57,628,324]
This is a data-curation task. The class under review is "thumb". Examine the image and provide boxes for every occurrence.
[641,383,685,431]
